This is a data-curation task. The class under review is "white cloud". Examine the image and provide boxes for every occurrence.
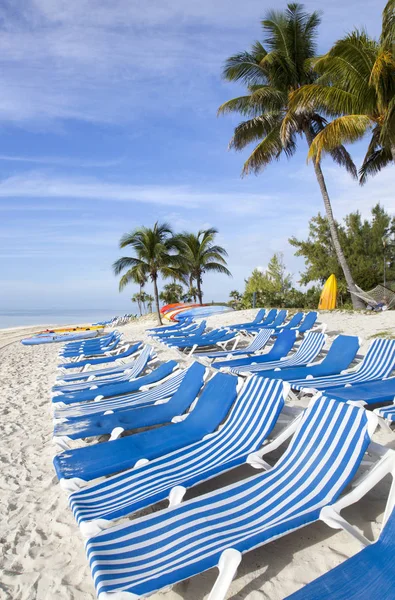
[0,154,123,168]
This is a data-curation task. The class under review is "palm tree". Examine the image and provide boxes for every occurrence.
[145,294,154,313]
[113,222,180,324]
[177,228,231,304]
[289,0,395,181]
[159,283,184,305]
[218,3,364,308]
[131,292,143,316]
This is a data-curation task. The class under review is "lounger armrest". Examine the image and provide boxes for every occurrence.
[320,446,395,544]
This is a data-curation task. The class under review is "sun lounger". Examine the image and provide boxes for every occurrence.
[59,332,122,357]
[244,335,360,380]
[84,396,382,600]
[52,359,178,405]
[58,342,143,371]
[151,321,205,340]
[225,331,326,374]
[148,317,193,333]
[198,328,273,360]
[53,362,207,447]
[324,377,395,406]
[56,344,143,383]
[164,330,239,356]
[285,505,395,600]
[54,372,239,489]
[290,338,395,393]
[53,346,155,392]
[53,365,191,420]
[230,308,268,331]
[69,376,295,536]
[212,329,297,369]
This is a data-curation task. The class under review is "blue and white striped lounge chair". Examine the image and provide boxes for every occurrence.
[53,346,154,398]
[53,365,192,420]
[324,377,395,407]
[212,329,298,370]
[374,397,395,423]
[230,308,268,331]
[148,317,193,333]
[247,335,360,381]
[52,359,178,406]
[198,328,274,360]
[58,342,142,371]
[54,372,239,489]
[151,321,205,340]
[290,338,395,393]
[285,506,395,600]
[53,347,156,393]
[61,331,117,351]
[164,330,239,356]
[293,311,318,334]
[55,344,143,383]
[226,331,326,375]
[69,377,294,536]
[84,397,379,599]
[60,333,122,359]
[53,362,208,448]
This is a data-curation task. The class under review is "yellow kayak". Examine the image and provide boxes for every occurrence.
[39,325,104,334]
[318,274,337,310]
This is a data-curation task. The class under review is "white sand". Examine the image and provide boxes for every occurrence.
[0,309,394,600]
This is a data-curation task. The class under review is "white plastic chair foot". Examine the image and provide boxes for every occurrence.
[168,485,186,507]
[80,518,113,538]
[109,427,125,441]
[207,548,242,600]
[59,477,87,493]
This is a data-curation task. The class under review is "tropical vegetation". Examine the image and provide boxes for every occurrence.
[175,228,232,304]
[113,223,231,323]
[290,204,395,295]
[218,2,365,308]
[289,0,395,182]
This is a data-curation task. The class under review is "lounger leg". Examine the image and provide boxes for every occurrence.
[208,549,242,600]
[168,485,187,507]
[98,591,140,599]
[109,427,125,441]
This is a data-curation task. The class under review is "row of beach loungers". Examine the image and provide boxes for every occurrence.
[48,310,395,599]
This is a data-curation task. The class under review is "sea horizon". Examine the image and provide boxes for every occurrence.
[0,307,138,329]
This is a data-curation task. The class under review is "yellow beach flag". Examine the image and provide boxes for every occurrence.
[318,274,338,310]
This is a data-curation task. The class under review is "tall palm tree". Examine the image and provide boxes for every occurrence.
[177,228,231,304]
[289,0,395,182]
[113,222,180,324]
[218,3,364,308]
[145,294,154,313]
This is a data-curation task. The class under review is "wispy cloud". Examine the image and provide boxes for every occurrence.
[0,171,287,215]
[0,154,123,168]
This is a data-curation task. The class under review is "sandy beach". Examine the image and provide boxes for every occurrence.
[1,309,395,600]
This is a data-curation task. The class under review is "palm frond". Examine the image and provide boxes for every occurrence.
[328,145,358,179]
[308,115,373,162]
[289,84,357,117]
[359,145,393,184]
[381,0,395,50]
[112,256,143,276]
[222,50,268,85]
[203,262,232,277]
[242,123,289,175]
[229,114,282,151]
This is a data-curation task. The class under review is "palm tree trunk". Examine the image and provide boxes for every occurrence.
[304,129,365,309]
[153,277,162,325]
[196,277,203,305]
[391,145,395,163]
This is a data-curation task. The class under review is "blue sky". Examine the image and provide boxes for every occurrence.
[0,0,392,311]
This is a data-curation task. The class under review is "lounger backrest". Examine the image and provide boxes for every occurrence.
[269,309,287,328]
[280,331,325,366]
[297,311,318,333]
[261,308,277,326]
[354,338,395,378]
[252,308,266,324]
[316,334,360,369]
[244,329,273,353]
[268,329,298,360]
[282,312,304,329]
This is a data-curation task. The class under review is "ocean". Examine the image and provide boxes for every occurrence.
[0,308,138,329]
